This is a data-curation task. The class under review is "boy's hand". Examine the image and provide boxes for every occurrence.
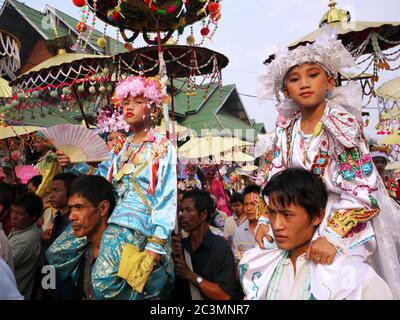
[144,249,161,269]
[56,150,72,168]
[255,224,274,249]
[306,236,337,265]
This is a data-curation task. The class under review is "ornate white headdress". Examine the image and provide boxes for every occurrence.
[257,27,365,120]
[257,27,356,102]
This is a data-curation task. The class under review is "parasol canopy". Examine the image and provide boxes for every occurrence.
[215,150,255,163]
[376,77,400,102]
[156,119,189,139]
[239,165,258,172]
[386,161,400,171]
[0,77,11,98]
[263,1,400,91]
[381,134,400,145]
[178,135,252,159]
[285,21,400,55]
[11,49,111,88]
[87,0,220,33]
[0,29,21,76]
[116,45,229,78]
[0,125,42,140]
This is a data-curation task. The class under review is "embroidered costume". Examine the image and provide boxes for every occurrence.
[47,76,177,300]
[240,30,400,299]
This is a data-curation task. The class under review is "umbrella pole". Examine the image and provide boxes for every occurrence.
[72,85,90,129]
[5,139,18,182]
[170,76,177,145]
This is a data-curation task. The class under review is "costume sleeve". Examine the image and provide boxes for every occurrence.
[268,125,288,182]
[66,153,114,179]
[321,116,380,250]
[36,154,62,198]
[258,124,288,227]
[144,142,177,255]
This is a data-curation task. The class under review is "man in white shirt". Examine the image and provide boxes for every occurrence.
[232,186,260,265]
[224,192,246,243]
[239,168,393,300]
[0,257,23,300]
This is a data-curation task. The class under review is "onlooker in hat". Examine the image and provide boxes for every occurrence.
[370,145,399,199]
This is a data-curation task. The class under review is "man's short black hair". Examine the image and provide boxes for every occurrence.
[13,184,28,196]
[69,175,116,216]
[182,189,215,221]
[52,173,78,197]
[0,182,16,214]
[262,168,328,221]
[230,192,244,204]
[243,185,261,197]
[12,192,44,221]
[27,175,42,188]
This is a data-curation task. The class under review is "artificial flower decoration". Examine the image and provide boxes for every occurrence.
[114,76,170,106]
[96,106,130,134]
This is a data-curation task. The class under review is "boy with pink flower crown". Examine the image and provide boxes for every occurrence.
[47,76,177,300]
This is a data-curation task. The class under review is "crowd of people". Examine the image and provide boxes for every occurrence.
[1,32,400,300]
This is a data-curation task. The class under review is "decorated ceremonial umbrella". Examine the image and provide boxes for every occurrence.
[115,45,228,138]
[9,37,112,128]
[81,0,222,45]
[178,135,252,160]
[0,77,11,98]
[0,29,21,76]
[0,125,42,140]
[386,161,400,171]
[376,77,400,140]
[214,150,255,163]
[0,125,42,180]
[264,0,400,100]
[156,118,190,141]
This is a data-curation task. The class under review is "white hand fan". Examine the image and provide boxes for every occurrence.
[41,124,110,163]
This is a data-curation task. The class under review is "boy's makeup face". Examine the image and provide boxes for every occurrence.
[284,63,334,109]
[122,96,149,126]
[267,194,323,251]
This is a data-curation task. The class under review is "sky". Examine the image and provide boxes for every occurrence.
[21,0,400,141]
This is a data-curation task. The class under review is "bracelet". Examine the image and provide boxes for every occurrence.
[147,236,167,247]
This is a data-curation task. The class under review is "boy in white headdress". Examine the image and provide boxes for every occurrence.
[244,29,400,299]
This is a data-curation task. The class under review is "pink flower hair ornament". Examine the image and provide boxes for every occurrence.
[113,75,170,107]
